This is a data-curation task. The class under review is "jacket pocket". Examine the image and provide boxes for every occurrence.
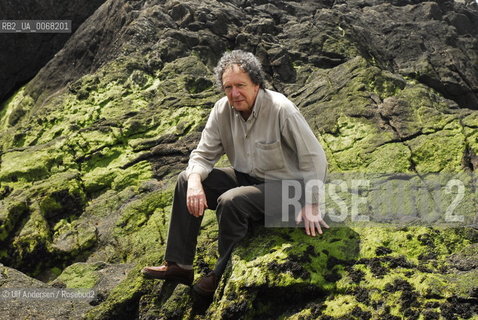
[255,141,285,171]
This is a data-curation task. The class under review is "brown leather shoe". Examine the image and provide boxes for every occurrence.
[193,272,218,296]
[141,262,194,286]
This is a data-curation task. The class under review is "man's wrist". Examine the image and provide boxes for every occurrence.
[304,201,319,207]
[188,173,202,186]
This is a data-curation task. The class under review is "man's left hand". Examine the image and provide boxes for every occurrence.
[295,203,329,237]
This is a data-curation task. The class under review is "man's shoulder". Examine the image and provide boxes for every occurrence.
[263,89,298,113]
[264,89,289,103]
[212,96,232,116]
[214,96,229,108]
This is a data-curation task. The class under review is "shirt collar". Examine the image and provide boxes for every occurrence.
[251,88,264,118]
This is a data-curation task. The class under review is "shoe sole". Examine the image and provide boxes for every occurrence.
[141,271,192,286]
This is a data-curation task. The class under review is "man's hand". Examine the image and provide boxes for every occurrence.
[296,203,329,236]
[186,173,208,217]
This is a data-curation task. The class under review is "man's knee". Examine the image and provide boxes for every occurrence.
[216,190,249,234]
[217,189,243,209]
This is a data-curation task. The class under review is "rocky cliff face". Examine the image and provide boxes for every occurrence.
[0,0,106,104]
[0,0,477,319]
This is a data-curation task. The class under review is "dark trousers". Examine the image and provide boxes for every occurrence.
[164,167,290,276]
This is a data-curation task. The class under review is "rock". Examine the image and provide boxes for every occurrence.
[0,0,106,104]
[0,265,94,319]
[344,1,478,108]
[447,243,478,271]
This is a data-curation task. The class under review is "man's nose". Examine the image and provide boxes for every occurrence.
[231,86,240,96]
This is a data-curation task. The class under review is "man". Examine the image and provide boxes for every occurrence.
[142,50,328,296]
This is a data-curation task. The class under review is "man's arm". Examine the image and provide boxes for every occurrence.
[184,103,226,217]
[282,111,329,236]
[186,104,225,181]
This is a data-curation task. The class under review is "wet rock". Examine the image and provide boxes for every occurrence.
[0,265,94,319]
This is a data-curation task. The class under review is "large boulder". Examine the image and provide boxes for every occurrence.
[0,0,106,104]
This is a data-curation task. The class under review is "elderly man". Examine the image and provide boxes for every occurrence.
[142,50,328,296]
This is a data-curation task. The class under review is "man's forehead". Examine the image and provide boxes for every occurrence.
[224,64,246,73]
[222,65,250,82]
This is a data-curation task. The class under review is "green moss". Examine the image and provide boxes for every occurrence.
[315,227,476,319]
[355,227,471,263]
[82,167,118,196]
[321,116,395,172]
[111,161,152,191]
[0,53,215,207]
[55,262,102,289]
[33,171,86,217]
[51,218,97,256]
[297,57,470,177]
[115,188,172,234]
[112,187,173,262]
[11,208,51,275]
[38,195,63,216]
[0,146,61,182]
[461,111,478,128]
[366,70,406,99]
[0,171,95,276]
[321,27,360,60]
[209,227,360,318]
[0,88,34,132]
[48,266,62,279]
[144,284,193,319]
[13,208,50,248]
[445,268,478,298]
[366,142,412,172]
[408,126,466,173]
[0,200,29,242]
[322,294,369,317]
[208,225,478,319]
[85,262,158,320]
[393,84,457,134]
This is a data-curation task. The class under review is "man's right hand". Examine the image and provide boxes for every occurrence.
[186,173,208,217]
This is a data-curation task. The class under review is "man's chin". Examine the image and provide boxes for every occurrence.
[232,104,249,112]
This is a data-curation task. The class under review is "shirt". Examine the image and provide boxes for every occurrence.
[186,88,328,203]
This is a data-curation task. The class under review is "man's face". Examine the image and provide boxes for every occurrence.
[222,64,260,116]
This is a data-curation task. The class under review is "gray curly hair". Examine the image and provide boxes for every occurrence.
[214,50,266,90]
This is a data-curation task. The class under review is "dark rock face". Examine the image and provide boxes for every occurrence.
[342,1,478,108]
[19,0,478,109]
[0,0,106,104]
